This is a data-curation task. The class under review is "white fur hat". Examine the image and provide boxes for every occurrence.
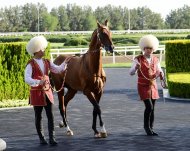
[26,36,48,56]
[139,35,159,52]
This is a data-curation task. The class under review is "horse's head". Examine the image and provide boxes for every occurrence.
[97,20,114,53]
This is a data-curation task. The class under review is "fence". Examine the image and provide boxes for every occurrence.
[1,29,190,36]
[50,45,165,64]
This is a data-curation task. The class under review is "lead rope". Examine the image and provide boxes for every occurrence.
[42,66,68,92]
[46,56,73,92]
[113,51,167,88]
[51,70,67,92]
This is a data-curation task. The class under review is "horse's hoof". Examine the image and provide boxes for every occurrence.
[67,130,74,136]
[94,133,101,138]
[100,132,107,138]
[59,121,64,128]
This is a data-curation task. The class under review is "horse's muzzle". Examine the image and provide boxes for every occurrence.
[104,45,114,53]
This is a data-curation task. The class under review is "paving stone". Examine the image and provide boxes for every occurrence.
[0,68,189,151]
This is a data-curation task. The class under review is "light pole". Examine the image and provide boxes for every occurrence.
[128,8,131,33]
[37,4,40,34]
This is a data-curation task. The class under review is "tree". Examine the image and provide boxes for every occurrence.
[94,7,110,25]
[21,3,38,32]
[165,5,190,29]
[79,6,96,31]
[0,6,22,32]
[108,5,124,30]
[135,7,164,29]
[40,13,58,31]
[0,8,7,32]
[57,6,70,31]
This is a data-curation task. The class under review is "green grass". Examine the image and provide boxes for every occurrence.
[0,99,29,108]
[50,43,89,49]
[51,43,64,48]
[168,73,190,83]
[103,61,165,68]
[103,63,132,68]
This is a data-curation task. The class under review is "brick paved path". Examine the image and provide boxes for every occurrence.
[0,68,190,151]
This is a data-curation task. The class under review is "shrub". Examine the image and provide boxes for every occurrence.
[168,73,190,98]
[165,40,190,98]
[0,42,50,101]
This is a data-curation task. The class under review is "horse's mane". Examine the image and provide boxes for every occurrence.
[89,29,98,48]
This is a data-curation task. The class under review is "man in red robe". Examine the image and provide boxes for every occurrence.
[25,36,67,145]
[129,35,164,136]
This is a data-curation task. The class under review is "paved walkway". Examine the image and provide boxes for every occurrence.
[0,68,190,151]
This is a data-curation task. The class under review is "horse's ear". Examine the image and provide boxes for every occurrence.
[97,20,101,28]
[105,20,108,26]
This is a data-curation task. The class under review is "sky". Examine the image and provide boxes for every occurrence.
[0,0,190,19]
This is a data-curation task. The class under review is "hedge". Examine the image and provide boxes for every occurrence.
[0,42,50,101]
[165,40,190,98]
[167,73,190,98]
[165,40,190,73]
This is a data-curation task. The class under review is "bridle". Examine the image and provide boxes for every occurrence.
[97,27,106,43]
[96,27,113,52]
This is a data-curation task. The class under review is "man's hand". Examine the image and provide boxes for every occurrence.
[135,64,140,70]
[64,64,68,69]
[159,72,164,80]
[39,80,45,85]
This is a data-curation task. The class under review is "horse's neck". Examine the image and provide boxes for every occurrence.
[86,33,102,75]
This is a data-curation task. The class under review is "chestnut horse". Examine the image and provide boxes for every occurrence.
[50,20,114,138]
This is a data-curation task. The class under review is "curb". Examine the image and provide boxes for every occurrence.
[163,88,190,102]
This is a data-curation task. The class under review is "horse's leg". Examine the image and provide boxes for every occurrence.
[95,90,107,138]
[57,89,68,129]
[50,73,68,129]
[83,89,102,137]
[62,88,77,135]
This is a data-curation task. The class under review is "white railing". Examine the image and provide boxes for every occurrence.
[0,29,190,36]
[50,45,165,63]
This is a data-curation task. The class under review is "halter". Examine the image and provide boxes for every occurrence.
[82,27,111,55]
[96,27,111,49]
[96,28,105,43]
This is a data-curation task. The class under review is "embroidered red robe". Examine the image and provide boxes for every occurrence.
[28,59,54,106]
[136,55,159,100]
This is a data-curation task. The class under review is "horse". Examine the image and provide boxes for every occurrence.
[50,20,114,138]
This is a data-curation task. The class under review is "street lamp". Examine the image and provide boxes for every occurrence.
[37,4,40,34]
[128,8,131,33]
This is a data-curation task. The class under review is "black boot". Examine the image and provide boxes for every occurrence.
[49,138,57,145]
[144,127,153,136]
[36,123,48,145]
[37,130,48,145]
[150,112,158,136]
[144,110,153,136]
[40,137,48,145]
[49,131,57,146]
[48,122,57,145]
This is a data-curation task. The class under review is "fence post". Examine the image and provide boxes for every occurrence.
[103,50,106,57]
[125,47,127,56]
[159,49,163,63]
[113,51,115,64]
[50,54,53,62]
[57,49,60,57]
[132,50,135,60]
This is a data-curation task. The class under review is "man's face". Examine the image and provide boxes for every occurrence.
[144,47,154,56]
[34,50,45,58]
